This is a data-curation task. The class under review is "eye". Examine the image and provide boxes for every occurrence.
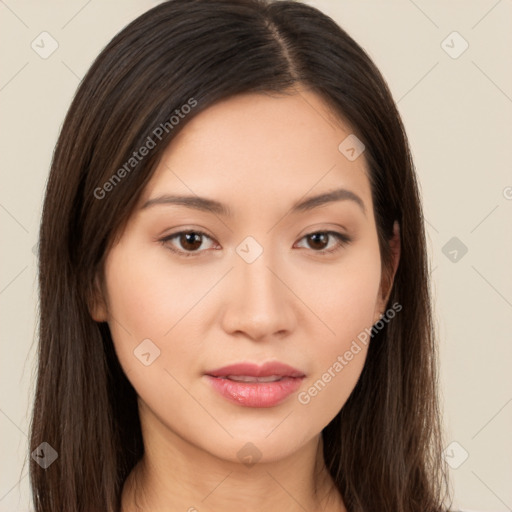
[159,229,351,258]
[295,231,351,255]
[159,230,218,258]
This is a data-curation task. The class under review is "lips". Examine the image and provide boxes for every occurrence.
[223,375,284,383]
[206,362,305,379]
[205,362,305,408]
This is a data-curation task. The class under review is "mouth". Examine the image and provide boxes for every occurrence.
[204,361,306,408]
[218,375,290,383]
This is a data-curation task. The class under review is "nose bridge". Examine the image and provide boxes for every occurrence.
[221,237,295,339]
[240,249,281,305]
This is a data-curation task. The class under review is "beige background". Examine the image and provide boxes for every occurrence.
[1,1,511,510]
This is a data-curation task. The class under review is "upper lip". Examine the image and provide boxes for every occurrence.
[206,362,305,378]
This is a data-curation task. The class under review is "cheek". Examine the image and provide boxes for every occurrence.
[101,243,173,379]
[103,242,205,339]
[300,235,382,341]
[102,242,221,389]
[295,241,381,416]
[101,246,203,426]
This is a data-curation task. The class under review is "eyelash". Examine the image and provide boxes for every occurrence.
[158,229,352,258]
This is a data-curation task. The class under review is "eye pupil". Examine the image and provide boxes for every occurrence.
[308,233,328,250]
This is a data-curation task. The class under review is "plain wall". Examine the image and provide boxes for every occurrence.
[0,0,510,510]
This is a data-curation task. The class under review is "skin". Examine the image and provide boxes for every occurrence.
[91,86,400,512]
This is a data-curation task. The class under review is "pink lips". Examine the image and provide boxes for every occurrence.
[205,362,305,408]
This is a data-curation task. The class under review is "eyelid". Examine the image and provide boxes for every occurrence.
[158,229,218,258]
[158,228,352,258]
[294,231,351,252]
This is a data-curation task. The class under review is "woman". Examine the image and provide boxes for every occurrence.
[30,0,450,510]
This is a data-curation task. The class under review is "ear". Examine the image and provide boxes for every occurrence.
[87,273,109,322]
[374,221,400,322]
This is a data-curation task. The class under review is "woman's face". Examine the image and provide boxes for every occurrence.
[92,88,396,463]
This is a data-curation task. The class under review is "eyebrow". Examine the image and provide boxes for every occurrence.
[141,187,366,217]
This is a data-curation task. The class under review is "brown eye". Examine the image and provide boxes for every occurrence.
[160,230,216,257]
[306,232,329,250]
[178,232,203,251]
[296,231,351,255]
[160,229,351,259]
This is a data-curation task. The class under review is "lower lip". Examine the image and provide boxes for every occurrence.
[204,375,304,408]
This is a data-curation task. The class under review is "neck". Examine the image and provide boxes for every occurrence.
[121,412,345,512]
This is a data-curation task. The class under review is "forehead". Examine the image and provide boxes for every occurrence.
[138,89,372,218]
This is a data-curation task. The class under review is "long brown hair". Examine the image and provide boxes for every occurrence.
[30,0,450,510]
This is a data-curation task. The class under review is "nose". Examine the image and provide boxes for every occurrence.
[220,248,297,342]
